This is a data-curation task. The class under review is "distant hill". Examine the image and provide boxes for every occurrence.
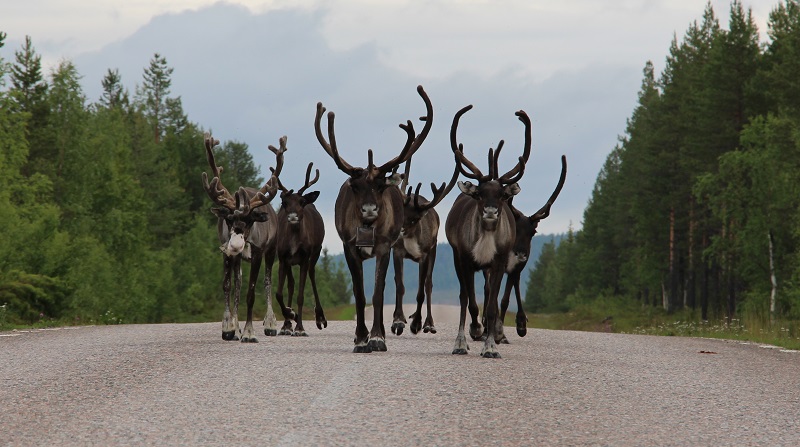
[331,233,564,312]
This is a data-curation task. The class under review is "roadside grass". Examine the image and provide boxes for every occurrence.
[520,296,800,351]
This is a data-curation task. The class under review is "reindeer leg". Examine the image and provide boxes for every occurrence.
[308,257,327,330]
[293,262,309,337]
[481,261,504,359]
[241,256,260,343]
[276,260,293,336]
[451,252,470,355]
[468,269,483,341]
[368,251,390,352]
[282,267,297,334]
[513,273,528,337]
[391,247,407,336]
[262,250,278,336]
[496,274,514,344]
[344,249,371,353]
[479,269,490,341]
[422,248,436,334]
[231,256,243,339]
[221,255,238,341]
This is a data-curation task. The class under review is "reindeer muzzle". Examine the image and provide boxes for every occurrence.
[481,207,499,231]
[220,233,246,256]
[361,203,379,223]
[287,213,300,225]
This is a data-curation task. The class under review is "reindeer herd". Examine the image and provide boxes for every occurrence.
[202,85,567,358]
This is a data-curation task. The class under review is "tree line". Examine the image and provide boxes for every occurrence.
[525,1,800,324]
[0,34,352,326]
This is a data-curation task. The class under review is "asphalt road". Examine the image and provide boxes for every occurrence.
[2,306,799,446]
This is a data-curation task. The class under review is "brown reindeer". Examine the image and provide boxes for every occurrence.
[273,162,327,336]
[489,155,567,344]
[444,105,531,358]
[390,158,459,336]
[315,85,433,353]
[202,133,294,342]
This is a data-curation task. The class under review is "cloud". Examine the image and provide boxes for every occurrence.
[10,0,775,253]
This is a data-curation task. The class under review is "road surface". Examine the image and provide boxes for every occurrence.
[2,306,799,446]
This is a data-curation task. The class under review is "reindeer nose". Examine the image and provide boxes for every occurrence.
[483,206,499,221]
[287,212,300,224]
[361,203,378,218]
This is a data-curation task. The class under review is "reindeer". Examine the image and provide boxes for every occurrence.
[315,85,433,353]
[444,104,531,358]
[201,133,294,342]
[272,162,327,336]
[390,158,459,336]
[489,155,567,344]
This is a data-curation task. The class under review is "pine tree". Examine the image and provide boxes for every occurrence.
[99,68,129,109]
[136,53,174,143]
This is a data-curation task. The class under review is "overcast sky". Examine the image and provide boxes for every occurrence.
[2,0,778,253]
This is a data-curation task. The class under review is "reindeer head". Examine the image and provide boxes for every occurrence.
[399,156,459,237]
[275,162,321,227]
[202,133,280,257]
[451,105,532,232]
[315,85,433,227]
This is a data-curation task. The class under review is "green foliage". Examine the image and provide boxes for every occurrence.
[525,1,800,337]
[0,45,359,328]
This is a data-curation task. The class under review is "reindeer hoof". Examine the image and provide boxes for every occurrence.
[264,329,278,336]
[481,351,502,359]
[353,344,373,353]
[452,348,468,355]
[497,336,510,344]
[241,336,258,343]
[423,325,437,334]
[292,330,308,337]
[222,331,238,341]
[278,329,292,336]
[391,322,405,336]
[368,338,387,352]
[517,327,527,337]
[469,323,483,341]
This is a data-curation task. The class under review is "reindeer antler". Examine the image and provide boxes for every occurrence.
[202,133,236,209]
[530,155,567,221]
[297,162,320,195]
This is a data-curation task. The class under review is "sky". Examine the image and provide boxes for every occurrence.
[2,0,778,253]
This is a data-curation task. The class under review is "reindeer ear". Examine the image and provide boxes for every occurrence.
[457,181,478,197]
[250,210,269,222]
[386,173,403,186]
[503,183,521,197]
[303,191,320,204]
[210,207,230,218]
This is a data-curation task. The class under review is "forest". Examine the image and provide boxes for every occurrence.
[0,34,354,326]
[525,0,800,334]
[4,1,800,340]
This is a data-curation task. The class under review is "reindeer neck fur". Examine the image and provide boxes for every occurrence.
[334,183,403,258]
[447,194,515,268]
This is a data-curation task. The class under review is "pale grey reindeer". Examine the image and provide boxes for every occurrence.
[201,133,295,342]
[272,162,327,336]
[315,85,433,353]
[445,105,531,358]
[390,158,459,336]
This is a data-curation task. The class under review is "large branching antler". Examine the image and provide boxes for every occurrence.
[234,175,278,217]
[316,85,433,178]
[408,158,461,212]
[297,162,320,195]
[376,85,433,173]
[315,102,359,176]
[202,133,236,209]
[530,155,567,221]
[496,110,532,185]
